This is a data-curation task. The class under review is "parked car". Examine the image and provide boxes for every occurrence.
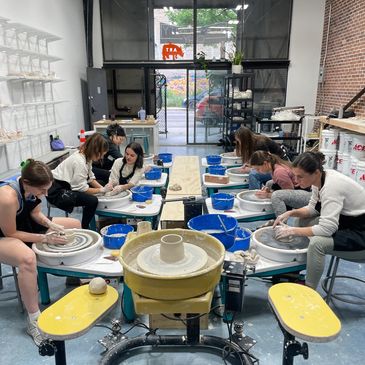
[196,95,224,123]
[182,88,222,108]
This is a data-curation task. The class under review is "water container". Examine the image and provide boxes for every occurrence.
[138,107,146,121]
[228,227,252,252]
[100,224,134,249]
[158,153,173,163]
[211,193,234,210]
[208,165,226,176]
[320,129,338,151]
[356,159,365,188]
[320,149,336,170]
[131,186,153,202]
[144,167,162,180]
[351,134,365,159]
[187,214,238,249]
[206,155,222,165]
[349,156,359,180]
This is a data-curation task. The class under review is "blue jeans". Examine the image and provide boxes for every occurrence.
[248,170,272,190]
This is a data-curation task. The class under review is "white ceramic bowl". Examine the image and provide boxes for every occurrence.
[226,167,249,183]
[97,190,132,210]
[236,190,273,213]
[220,152,242,165]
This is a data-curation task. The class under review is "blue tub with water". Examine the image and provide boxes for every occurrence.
[187,214,238,249]
[144,167,162,180]
[211,193,234,210]
[227,227,252,252]
[158,153,173,163]
[208,165,226,176]
[100,224,134,249]
[131,186,153,202]
[206,155,222,165]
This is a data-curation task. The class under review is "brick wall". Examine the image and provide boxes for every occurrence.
[315,0,365,118]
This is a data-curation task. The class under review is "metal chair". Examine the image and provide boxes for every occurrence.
[0,263,23,312]
[322,254,365,305]
[129,134,149,154]
[47,201,69,218]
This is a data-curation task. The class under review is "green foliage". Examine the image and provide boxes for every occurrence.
[166,9,236,27]
[232,50,244,65]
[197,51,208,77]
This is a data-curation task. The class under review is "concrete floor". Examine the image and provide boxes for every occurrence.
[1,144,364,365]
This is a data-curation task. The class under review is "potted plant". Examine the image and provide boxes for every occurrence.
[226,46,244,74]
[197,51,209,77]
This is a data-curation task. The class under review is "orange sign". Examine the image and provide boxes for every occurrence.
[162,43,184,60]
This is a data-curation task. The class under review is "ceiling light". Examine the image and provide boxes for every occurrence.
[235,5,242,11]
[163,6,168,11]
[244,4,249,10]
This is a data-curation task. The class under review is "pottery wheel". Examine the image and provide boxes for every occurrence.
[41,230,96,253]
[240,191,271,202]
[255,227,309,250]
[137,243,208,276]
[229,168,245,175]
[99,191,129,199]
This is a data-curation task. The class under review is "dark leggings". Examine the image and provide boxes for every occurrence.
[73,191,98,229]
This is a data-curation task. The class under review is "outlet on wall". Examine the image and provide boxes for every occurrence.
[318,66,325,83]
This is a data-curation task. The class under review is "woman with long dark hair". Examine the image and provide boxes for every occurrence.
[273,151,365,289]
[0,159,80,345]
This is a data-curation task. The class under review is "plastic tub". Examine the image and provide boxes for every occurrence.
[206,155,222,165]
[320,129,338,151]
[208,165,226,176]
[158,153,173,163]
[131,186,153,202]
[320,149,336,170]
[356,159,365,188]
[187,214,238,249]
[144,167,162,180]
[349,156,359,180]
[211,193,234,210]
[228,227,252,252]
[351,134,365,159]
[100,224,134,249]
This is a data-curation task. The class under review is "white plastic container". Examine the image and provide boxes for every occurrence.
[344,133,355,154]
[337,130,347,153]
[351,134,365,159]
[349,157,359,181]
[320,129,338,152]
[336,152,350,175]
[320,149,337,170]
[356,159,365,188]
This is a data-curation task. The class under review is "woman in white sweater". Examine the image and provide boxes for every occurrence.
[273,151,365,289]
[47,133,109,228]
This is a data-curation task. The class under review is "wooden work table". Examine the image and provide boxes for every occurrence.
[319,116,365,134]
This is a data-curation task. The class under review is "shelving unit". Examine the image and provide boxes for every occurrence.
[0,18,65,175]
[223,73,254,151]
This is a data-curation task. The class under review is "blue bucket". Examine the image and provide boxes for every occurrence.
[208,165,226,175]
[211,193,234,210]
[206,155,222,165]
[187,214,238,249]
[131,186,153,202]
[145,167,162,180]
[228,227,252,252]
[158,153,173,163]
[100,224,134,249]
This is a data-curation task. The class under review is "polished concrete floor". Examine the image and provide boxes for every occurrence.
[1,144,364,365]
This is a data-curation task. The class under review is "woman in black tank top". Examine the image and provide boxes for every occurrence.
[0,159,80,346]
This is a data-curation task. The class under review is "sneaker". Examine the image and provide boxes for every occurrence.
[27,320,45,346]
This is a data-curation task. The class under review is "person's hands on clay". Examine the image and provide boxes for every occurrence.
[274,224,296,240]
[255,186,271,199]
[273,210,292,228]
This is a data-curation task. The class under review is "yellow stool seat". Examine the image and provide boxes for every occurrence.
[38,285,118,340]
[268,283,341,343]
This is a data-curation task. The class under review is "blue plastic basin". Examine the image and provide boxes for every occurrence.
[145,167,162,180]
[227,227,252,252]
[211,193,234,210]
[100,224,134,249]
[158,153,173,163]
[187,214,238,249]
[206,155,222,165]
[208,165,226,176]
[131,186,153,202]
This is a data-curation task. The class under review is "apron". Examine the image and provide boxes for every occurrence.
[0,179,47,246]
[47,179,78,213]
[119,162,137,185]
[315,173,365,251]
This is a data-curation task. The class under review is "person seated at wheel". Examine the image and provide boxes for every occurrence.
[106,142,146,195]
[250,150,312,220]
[273,151,365,290]
[47,133,109,229]
[0,159,81,346]
[234,126,287,189]
[92,123,126,185]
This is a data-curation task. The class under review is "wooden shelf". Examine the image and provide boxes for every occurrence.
[319,116,365,134]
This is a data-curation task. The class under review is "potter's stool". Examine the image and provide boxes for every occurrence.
[269,283,341,365]
[47,201,69,218]
[38,285,118,365]
[130,134,149,154]
[322,254,365,304]
[0,263,23,311]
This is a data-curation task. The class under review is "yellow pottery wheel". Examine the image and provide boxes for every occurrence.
[119,229,225,300]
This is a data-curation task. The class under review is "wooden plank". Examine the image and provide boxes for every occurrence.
[320,116,365,134]
[94,119,157,126]
[167,156,202,196]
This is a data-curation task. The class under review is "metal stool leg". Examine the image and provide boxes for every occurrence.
[325,257,340,304]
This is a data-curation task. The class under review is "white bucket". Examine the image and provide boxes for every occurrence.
[356,159,365,188]
[337,153,351,176]
[344,133,355,154]
[349,157,359,181]
[351,134,365,159]
[320,149,336,170]
[320,129,338,152]
[338,130,347,153]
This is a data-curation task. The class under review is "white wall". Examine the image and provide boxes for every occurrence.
[286,0,326,114]
[1,0,87,151]
[93,0,103,68]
